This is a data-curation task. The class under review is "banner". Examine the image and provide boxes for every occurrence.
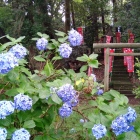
[77,27,84,44]
[123,48,128,66]
[125,32,134,72]
[128,33,134,43]
[116,32,121,43]
[109,49,115,72]
[126,49,134,73]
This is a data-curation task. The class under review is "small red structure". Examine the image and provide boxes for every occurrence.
[77,27,84,44]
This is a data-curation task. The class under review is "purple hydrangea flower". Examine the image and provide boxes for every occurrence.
[0,52,18,74]
[36,37,48,50]
[11,128,30,140]
[96,89,104,95]
[0,128,7,140]
[123,107,137,124]
[9,44,27,59]
[111,115,133,136]
[56,84,76,102]
[59,102,73,118]
[92,124,107,140]
[68,29,83,47]
[14,94,32,111]
[58,43,72,58]
[0,101,15,119]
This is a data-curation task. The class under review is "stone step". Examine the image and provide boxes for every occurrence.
[113,85,133,90]
[112,81,132,85]
[119,90,133,96]
[112,73,129,76]
[111,77,130,81]
[112,67,127,71]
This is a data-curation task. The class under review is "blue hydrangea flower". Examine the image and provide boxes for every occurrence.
[11,128,30,140]
[0,127,7,140]
[59,102,73,118]
[96,89,104,95]
[14,94,32,111]
[9,44,27,59]
[80,119,87,123]
[90,74,96,82]
[68,29,83,47]
[56,84,76,102]
[0,101,15,119]
[36,38,48,50]
[0,52,18,74]
[123,107,137,124]
[58,43,72,58]
[67,96,79,107]
[92,124,107,140]
[111,116,132,136]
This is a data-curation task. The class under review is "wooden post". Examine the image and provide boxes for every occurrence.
[104,48,110,91]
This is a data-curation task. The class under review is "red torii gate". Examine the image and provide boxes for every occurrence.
[93,43,140,91]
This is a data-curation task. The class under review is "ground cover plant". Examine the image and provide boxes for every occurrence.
[0,29,140,140]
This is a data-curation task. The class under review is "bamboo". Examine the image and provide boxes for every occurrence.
[104,48,110,91]
[93,43,140,48]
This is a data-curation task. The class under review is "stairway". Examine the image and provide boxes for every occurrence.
[110,49,134,96]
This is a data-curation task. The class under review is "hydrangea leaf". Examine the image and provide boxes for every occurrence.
[51,93,62,104]
[23,120,36,128]
[88,60,98,68]
[44,61,54,76]
[109,90,121,98]
[6,35,16,42]
[98,103,113,114]
[58,36,68,43]
[89,54,98,59]
[88,100,98,107]
[42,34,49,39]
[0,116,11,127]
[52,56,62,61]
[47,43,56,50]
[51,39,59,46]
[34,55,46,62]
[7,127,17,140]
[76,54,89,62]
[102,92,114,100]
[0,42,15,51]
[37,32,43,37]
[31,37,39,41]
[14,36,25,43]
[80,65,88,72]
[83,122,94,129]
[39,88,50,99]
[55,30,66,37]
[123,131,140,140]
[5,89,18,96]
[17,110,32,123]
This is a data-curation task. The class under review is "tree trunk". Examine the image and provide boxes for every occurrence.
[112,0,117,22]
[71,0,76,29]
[101,8,105,35]
[65,0,70,33]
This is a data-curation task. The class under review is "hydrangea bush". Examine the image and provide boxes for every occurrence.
[0,30,139,139]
